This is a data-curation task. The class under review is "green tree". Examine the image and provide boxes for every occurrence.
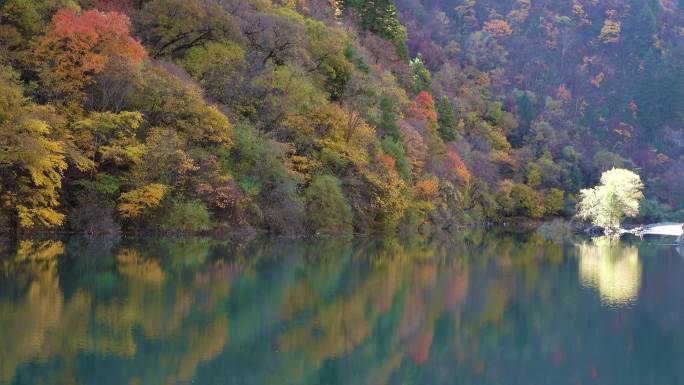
[437,96,458,141]
[516,90,536,126]
[134,0,235,58]
[1,0,44,37]
[381,138,412,182]
[229,124,304,234]
[629,3,657,53]
[544,188,565,216]
[410,56,432,94]
[160,200,212,233]
[511,183,545,219]
[304,174,353,235]
[179,41,245,82]
[303,17,354,101]
[341,0,408,60]
[71,111,144,170]
[126,65,232,146]
[578,168,644,229]
[250,64,327,131]
[377,96,401,141]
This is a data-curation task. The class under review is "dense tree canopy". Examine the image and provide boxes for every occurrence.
[0,0,682,234]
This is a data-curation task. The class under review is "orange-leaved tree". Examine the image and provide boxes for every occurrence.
[482,19,513,39]
[35,8,146,107]
[408,91,438,130]
[445,146,471,185]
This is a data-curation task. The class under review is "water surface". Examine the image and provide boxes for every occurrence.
[1,231,683,384]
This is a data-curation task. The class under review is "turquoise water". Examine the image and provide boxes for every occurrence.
[1,231,683,384]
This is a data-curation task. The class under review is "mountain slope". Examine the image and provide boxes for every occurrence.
[0,0,680,235]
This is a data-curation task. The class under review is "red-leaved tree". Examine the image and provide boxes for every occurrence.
[36,9,146,106]
[408,91,438,129]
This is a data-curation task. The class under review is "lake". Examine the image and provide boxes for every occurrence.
[1,230,683,384]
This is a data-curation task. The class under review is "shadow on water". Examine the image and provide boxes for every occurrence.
[1,229,684,385]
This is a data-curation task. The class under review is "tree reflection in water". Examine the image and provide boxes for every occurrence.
[577,236,642,307]
[1,231,684,385]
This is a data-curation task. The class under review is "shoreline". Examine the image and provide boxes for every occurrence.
[0,217,573,240]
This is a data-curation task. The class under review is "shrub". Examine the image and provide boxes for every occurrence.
[496,180,515,217]
[345,168,408,233]
[126,65,232,146]
[160,200,212,233]
[511,183,545,218]
[304,175,352,236]
[68,202,121,235]
[415,177,439,200]
[638,198,670,223]
[544,188,565,216]
[381,138,412,182]
[229,125,304,234]
[118,184,168,219]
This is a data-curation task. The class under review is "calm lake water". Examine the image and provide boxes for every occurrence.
[1,230,684,385]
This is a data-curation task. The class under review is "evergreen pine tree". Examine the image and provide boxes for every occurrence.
[378,96,402,141]
[339,0,408,60]
[410,55,432,94]
[437,96,459,141]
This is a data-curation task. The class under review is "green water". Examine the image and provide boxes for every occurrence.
[1,231,683,385]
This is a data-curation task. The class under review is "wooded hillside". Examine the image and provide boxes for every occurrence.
[0,0,681,235]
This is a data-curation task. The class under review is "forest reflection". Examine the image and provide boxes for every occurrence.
[0,231,676,385]
[577,237,642,307]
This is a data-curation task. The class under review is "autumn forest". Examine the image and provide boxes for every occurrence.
[1,0,683,235]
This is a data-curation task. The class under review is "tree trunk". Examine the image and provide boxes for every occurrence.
[345,104,359,143]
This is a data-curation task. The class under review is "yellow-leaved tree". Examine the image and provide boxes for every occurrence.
[0,67,68,229]
[578,168,644,229]
[118,184,168,219]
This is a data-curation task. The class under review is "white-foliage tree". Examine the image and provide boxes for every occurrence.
[578,168,644,229]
